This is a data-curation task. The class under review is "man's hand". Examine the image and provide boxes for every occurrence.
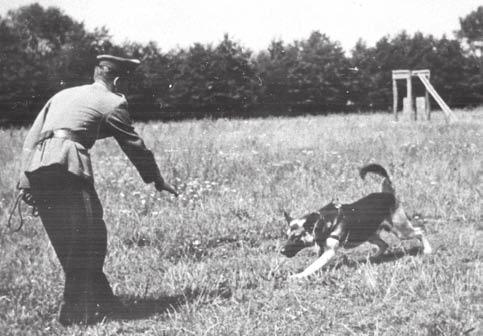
[154,179,178,197]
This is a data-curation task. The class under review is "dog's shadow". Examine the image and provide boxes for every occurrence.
[334,245,423,270]
[111,285,231,321]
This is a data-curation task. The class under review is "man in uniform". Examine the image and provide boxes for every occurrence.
[17,54,178,325]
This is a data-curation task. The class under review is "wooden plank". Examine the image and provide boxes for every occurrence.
[425,82,431,120]
[393,79,398,121]
[411,69,430,77]
[407,76,414,119]
[392,70,411,80]
[392,69,411,75]
[417,74,456,122]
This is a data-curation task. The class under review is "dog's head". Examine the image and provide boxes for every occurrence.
[280,211,320,257]
[281,203,341,258]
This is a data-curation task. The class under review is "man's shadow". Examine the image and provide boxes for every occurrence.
[110,247,424,321]
[111,284,232,321]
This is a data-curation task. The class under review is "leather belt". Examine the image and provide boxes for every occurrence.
[37,129,91,148]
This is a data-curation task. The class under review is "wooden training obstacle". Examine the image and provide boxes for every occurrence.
[392,69,456,122]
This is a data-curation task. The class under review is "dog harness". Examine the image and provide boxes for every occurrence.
[327,203,344,241]
[315,202,345,244]
[317,196,392,248]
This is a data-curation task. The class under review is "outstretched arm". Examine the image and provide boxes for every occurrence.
[104,103,177,196]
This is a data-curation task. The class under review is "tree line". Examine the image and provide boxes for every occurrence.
[1,3,482,124]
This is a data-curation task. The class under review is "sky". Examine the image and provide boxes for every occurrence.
[0,0,481,53]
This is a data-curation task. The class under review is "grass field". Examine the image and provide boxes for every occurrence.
[0,109,481,335]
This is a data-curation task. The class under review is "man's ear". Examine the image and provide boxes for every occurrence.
[113,76,128,93]
[283,211,292,225]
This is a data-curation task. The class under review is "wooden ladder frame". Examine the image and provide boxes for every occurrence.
[392,69,430,121]
[392,69,456,122]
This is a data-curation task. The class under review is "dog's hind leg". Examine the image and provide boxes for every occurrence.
[368,234,389,259]
[390,206,433,254]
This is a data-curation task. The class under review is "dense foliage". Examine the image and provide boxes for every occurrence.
[1,4,482,123]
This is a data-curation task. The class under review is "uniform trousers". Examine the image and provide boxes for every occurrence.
[27,165,115,325]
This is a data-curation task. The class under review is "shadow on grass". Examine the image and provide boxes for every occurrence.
[111,284,232,321]
[335,245,423,270]
[111,294,184,321]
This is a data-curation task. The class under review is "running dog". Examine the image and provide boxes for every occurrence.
[281,163,432,279]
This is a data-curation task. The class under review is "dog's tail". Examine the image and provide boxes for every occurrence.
[359,163,395,195]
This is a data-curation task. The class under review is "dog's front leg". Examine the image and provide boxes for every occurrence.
[290,238,339,279]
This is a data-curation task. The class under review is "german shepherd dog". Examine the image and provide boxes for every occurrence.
[281,164,432,279]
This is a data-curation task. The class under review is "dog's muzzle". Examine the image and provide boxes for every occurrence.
[280,245,301,258]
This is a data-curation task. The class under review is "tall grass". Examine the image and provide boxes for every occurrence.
[0,109,481,335]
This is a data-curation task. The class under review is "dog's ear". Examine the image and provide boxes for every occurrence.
[283,211,292,225]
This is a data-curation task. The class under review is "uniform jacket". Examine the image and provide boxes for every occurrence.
[18,82,162,188]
